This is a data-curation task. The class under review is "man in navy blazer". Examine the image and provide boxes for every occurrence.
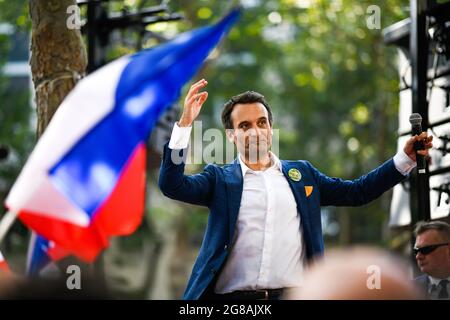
[158,79,433,300]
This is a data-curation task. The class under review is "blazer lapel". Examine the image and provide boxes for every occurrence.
[224,159,243,241]
[281,161,313,257]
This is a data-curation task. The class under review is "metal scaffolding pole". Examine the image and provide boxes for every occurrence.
[410,0,431,227]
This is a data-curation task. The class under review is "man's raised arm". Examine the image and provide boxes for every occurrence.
[158,79,215,207]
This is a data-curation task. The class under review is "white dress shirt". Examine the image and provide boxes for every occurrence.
[214,152,305,293]
[167,122,416,292]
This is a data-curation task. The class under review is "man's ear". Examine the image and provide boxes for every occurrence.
[225,129,235,143]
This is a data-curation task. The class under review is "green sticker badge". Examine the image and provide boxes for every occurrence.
[288,168,302,182]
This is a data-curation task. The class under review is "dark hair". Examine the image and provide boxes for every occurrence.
[221,91,273,129]
[414,220,450,241]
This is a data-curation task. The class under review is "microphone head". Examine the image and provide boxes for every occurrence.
[409,113,422,126]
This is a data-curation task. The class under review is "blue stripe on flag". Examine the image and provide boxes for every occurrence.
[27,234,51,276]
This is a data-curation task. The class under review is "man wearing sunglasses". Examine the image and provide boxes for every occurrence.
[414,221,450,300]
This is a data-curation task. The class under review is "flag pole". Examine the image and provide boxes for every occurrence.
[0,210,18,245]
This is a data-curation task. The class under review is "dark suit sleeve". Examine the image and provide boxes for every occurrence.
[158,142,215,207]
[305,158,407,207]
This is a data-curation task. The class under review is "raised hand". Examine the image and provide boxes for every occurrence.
[179,79,208,127]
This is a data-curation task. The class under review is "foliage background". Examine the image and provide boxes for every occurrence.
[0,0,410,298]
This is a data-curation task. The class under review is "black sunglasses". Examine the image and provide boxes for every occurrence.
[414,243,449,255]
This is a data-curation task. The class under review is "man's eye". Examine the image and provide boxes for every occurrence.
[240,124,248,129]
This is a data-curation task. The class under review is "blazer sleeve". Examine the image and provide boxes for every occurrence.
[305,158,407,207]
[158,142,215,207]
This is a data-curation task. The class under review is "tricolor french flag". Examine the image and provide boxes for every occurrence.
[5,9,240,263]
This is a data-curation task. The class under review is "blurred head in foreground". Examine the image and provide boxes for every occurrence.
[0,270,109,300]
[285,247,423,300]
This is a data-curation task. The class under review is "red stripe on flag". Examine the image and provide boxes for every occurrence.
[19,143,147,262]
[47,243,70,261]
[93,142,146,236]
[0,261,10,272]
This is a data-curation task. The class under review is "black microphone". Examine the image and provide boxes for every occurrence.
[409,113,426,174]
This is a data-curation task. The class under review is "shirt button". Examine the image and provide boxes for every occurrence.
[224,245,228,251]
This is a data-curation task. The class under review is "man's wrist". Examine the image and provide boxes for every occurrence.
[393,149,416,176]
[178,117,192,127]
[168,122,192,149]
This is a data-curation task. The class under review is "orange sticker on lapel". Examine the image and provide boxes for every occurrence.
[305,186,313,197]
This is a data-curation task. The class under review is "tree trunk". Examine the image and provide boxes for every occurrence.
[28,0,90,281]
[29,0,87,138]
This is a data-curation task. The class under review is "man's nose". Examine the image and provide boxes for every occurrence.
[248,126,260,136]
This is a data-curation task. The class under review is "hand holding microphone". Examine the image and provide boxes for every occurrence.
[406,113,433,174]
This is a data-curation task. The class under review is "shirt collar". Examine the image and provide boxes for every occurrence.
[237,151,282,177]
[428,275,450,286]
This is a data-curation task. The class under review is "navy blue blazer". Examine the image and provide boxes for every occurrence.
[158,143,406,299]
